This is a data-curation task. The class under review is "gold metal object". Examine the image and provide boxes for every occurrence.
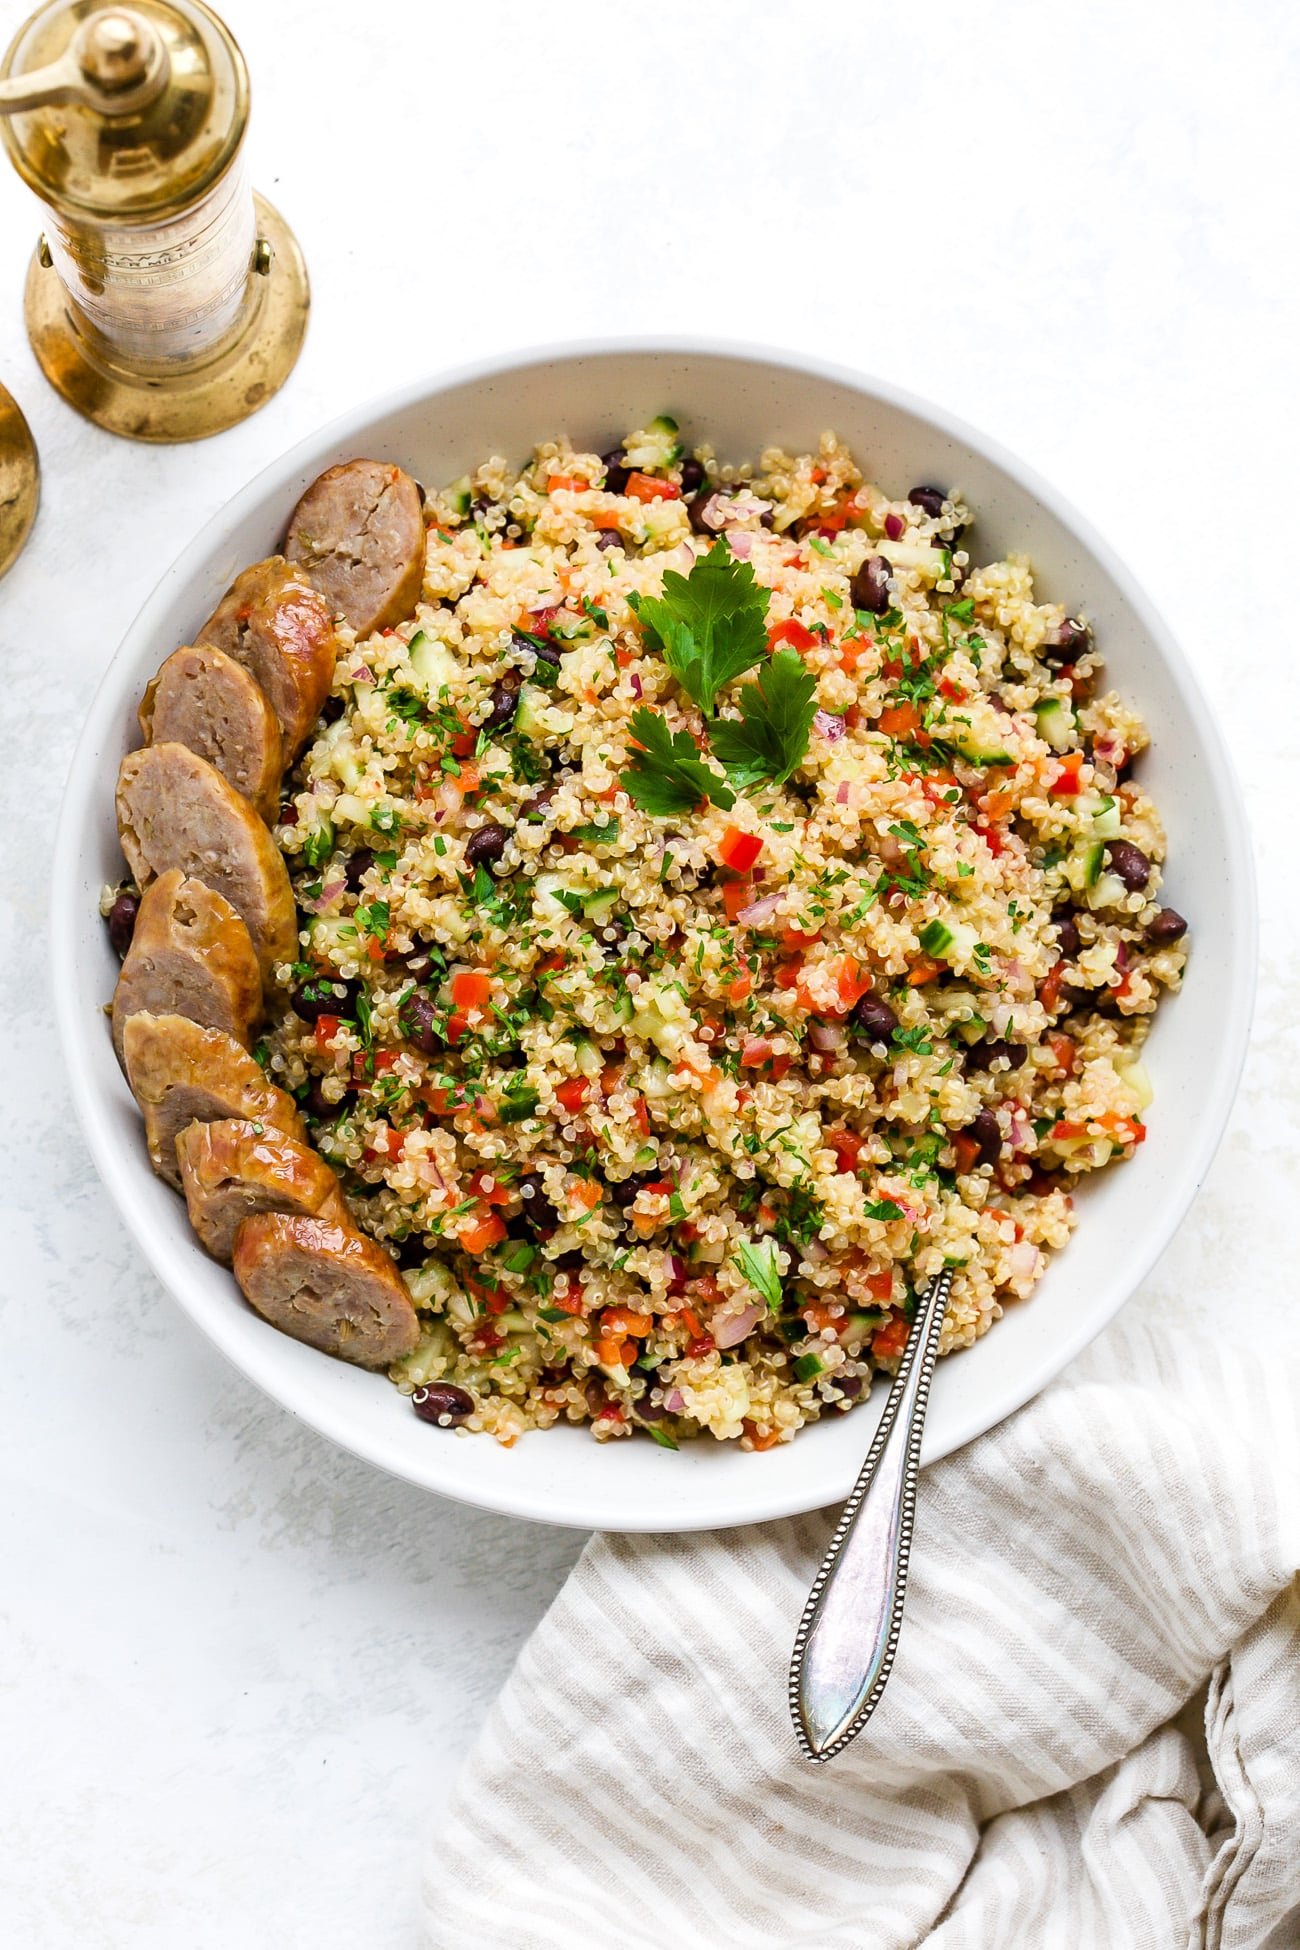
[0,2,308,442]
[0,383,39,576]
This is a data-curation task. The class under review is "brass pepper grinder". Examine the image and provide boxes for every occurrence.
[0,381,39,575]
[0,0,309,442]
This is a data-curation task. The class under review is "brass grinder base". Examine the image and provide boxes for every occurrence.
[23,193,309,443]
[0,384,39,578]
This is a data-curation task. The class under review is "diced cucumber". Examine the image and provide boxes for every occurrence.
[1033,696,1076,752]
[548,615,593,644]
[1065,839,1104,895]
[847,1311,886,1336]
[583,887,619,925]
[442,475,472,518]
[572,1037,604,1079]
[1088,871,1128,910]
[1117,1056,1154,1111]
[877,539,948,579]
[633,1143,659,1169]
[623,414,684,471]
[942,720,1014,767]
[1090,794,1122,840]
[641,498,684,544]
[514,687,574,740]
[317,716,364,787]
[409,630,459,701]
[792,1352,825,1383]
[302,818,334,869]
[918,919,954,957]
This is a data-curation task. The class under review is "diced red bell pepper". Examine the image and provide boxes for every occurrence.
[450,970,492,1011]
[767,618,818,655]
[1049,751,1085,797]
[555,1077,589,1115]
[826,1127,865,1174]
[458,1205,507,1254]
[467,1168,512,1207]
[865,1270,895,1304]
[952,1132,982,1174]
[624,472,680,503]
[547,474,586,494]
[314,1014,341,1050]
[1046,1031,1078,1074]
[872,1314,911,1362]
[1038,961,1067,1014]
[740,1036,777,1068]
[722,876,753,922]
[718,826,764,873]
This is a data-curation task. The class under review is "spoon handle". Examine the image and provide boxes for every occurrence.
[789,1267,953,1762]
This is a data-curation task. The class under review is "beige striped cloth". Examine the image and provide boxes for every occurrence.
[423,1325,1300,1948]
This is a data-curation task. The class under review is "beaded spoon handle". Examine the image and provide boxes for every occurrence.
[789,1267,953,1762]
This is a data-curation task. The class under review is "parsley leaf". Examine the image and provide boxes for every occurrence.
[710,650,818,789]
[619,707,735,817]
[630,536,770,714]
[733,1238,783,1310]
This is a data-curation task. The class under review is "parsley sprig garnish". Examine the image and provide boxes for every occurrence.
[629,535,769,714]
[619,541,820,809]
[710,651,818,789]
[620,707,735,817]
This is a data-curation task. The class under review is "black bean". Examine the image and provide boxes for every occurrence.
[964,1107,1002,1168]
[304,1079,352,1121]
[399,946,439,983]
[1054,913,1082,958]
[679,458,706,496]
[516,1171,559,1234]
[608,1172,653,1209]
[512,628,560,668]
[907,485,949,520]
[344,848,375,893]
[1147,906,1188,945]
[292,975,359,1023]
[834,1373,864,1400]
[1105,840,1151,892]
[412,1383,474,1427]
[584,1377,608,1416]
[633,1390,666,1423]
[968,1038,1027,1072]
[107,890,139,958]
[394,1233,429,1271]
[601,448,630,495]
[483,677,520,735]
[519,786,555,823]
[1042,616,1091,667]
[849,555,892,615]
[398,987,444,1056]
[320,695,345,724]
[496,1046,527,1070]
[594,529,624,553]
[850,992,899,1046]
[465,822,509,870]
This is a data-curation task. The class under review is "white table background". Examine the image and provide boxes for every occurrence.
[1,2,1297,1942]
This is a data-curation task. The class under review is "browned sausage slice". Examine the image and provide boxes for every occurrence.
[232,1211,419,1367]
[111,870,261,1066]
[123,1012,306,1189]
[284,460,426,638]
[196,556,338,758]
[175,1117,345,1264]
[116,743,297,977]
[140,645,283,823]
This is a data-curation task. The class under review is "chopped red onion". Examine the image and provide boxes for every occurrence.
[801,1237,828,1263]
[713,1302,763,1348]
[836,782,851,804]
[663,1389,686,1413]
[1008,1241,1041,1281]
[725,528,754,559]
[1007,1108,1033,1153]
[736,893,781,926]
[350,663,375,684]
[809,1022,846,1052]
[885,512,905,540]
[667,1254,689,1291]
[300,873,346,914]
[813,710,846,743]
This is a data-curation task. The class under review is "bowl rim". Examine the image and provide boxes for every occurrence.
[51,334,1258,1530]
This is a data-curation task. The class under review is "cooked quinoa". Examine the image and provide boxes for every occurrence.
[264,420,1187,1450]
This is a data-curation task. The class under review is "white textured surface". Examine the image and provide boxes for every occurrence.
[0,1,1296,1943]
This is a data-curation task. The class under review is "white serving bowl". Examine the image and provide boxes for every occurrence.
[52,341,1256,1532]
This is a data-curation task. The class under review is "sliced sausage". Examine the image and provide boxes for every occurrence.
[195,556,338,757]
[175,1117,345,1264]
[116,743,297,977]
[285,460,426,638]
[232,1211,420,1367]
[110,870,261,1067]
[140,645,283,824]
[123,1012,306,1190]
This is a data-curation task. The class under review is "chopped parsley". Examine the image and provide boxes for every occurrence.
[710,650,818,790]
[733,1238,783,1310]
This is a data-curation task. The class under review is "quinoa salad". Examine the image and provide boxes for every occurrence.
[263,420,1188,1450]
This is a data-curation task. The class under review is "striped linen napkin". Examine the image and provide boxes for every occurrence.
[423,1323,1300,1949]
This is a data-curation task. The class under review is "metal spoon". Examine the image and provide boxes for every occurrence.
[789,1267,953,1761]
